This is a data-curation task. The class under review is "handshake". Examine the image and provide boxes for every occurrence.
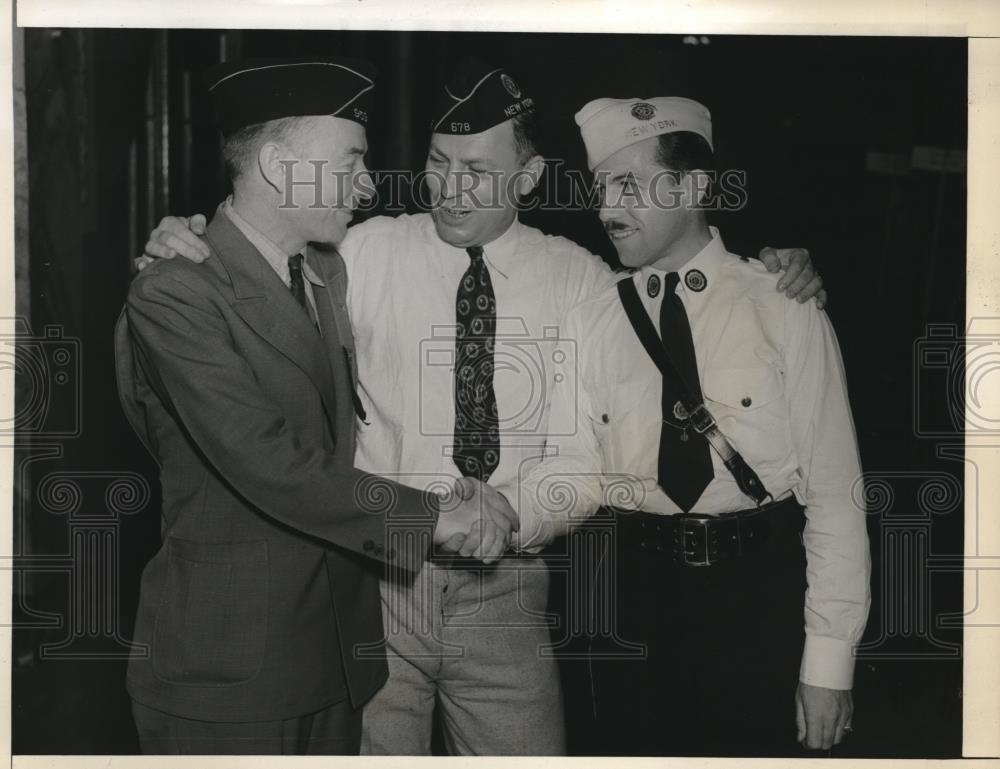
[432,477,519,565]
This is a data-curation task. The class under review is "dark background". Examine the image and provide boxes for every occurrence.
[12,30,966,755]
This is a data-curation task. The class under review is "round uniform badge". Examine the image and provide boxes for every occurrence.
[501,74,521,98]
[647,274,661,298]
[684,269,707,292]
[631,102,656,121]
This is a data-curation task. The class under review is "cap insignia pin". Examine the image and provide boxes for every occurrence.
[501,74,521,98]
[631,102,656,120]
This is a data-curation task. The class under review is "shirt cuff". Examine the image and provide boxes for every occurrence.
[498,482,547,553]
[510,513,548,553]
[799,634,856,690]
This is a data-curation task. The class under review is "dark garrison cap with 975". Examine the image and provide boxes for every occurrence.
[204,57,376,137]
[430,57,534,135]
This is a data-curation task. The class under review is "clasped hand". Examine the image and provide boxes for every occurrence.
[433,477,519,565]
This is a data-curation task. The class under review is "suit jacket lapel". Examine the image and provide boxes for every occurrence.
[205,214,340,427]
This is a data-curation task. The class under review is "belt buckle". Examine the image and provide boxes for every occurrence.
[687,404,717,435]
[677,514,716,567]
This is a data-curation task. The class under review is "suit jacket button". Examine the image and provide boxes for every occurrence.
[363,539,375,552]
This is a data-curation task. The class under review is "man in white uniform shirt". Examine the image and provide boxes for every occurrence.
[140,61,826,755]
[507,96,870,756]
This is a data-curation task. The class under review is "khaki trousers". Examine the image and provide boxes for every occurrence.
[361,558,565,755]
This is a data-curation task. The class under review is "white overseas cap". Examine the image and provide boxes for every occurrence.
[574,96,713,170]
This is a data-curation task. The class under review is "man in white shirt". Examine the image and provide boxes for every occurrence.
[140,62,826,755]
[505,96,870,756]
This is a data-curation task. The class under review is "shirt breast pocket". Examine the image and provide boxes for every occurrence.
[591,380,658,471]
[702,366,786,446]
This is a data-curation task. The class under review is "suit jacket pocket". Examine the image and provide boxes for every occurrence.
[152,537,268,686]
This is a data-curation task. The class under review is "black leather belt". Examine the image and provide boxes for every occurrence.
[607,496,804,567]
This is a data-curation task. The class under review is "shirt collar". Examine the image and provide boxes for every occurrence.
[639,226,728,299]
[223,197,325,287]
[439,215,524,280]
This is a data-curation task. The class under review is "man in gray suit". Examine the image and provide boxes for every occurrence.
[116,57,515,755]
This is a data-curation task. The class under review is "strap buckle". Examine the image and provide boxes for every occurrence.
[676,514,717,567]
[687,403,717,435]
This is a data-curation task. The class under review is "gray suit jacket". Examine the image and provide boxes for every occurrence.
[116,211,438,723]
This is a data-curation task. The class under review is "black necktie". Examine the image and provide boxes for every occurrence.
[453,246,500,482]
[288,254,308,312]
[657,272,714,511]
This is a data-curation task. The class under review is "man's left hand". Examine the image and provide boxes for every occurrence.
[759,247,827,309]
[796,682,853,750]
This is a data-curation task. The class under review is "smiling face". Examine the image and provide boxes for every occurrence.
[594,135,709,272]
[423,121,537,249]
[280,115,372,247]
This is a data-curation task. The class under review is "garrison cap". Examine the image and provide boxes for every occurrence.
[575,96,713,170]
[431,57,534,135]
[204,57,376,137]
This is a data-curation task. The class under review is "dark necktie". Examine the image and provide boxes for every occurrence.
[453,245,500,482]
[657,272,714,511]
[288,253,308,312]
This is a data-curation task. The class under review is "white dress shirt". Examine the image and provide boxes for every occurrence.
[340,212,616,491]
[509,227,871,691]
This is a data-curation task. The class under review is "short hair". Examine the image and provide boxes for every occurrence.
[511,108,541,164]
[654,131,715,178]
[654,131,715,209]
[222,116,308,184]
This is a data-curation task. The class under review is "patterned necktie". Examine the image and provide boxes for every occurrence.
[288,254,308,312]
[657,272,714,511]
[453,245,500,482]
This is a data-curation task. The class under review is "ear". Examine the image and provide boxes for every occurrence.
[257,141,288,194]
[514,154,546,199]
